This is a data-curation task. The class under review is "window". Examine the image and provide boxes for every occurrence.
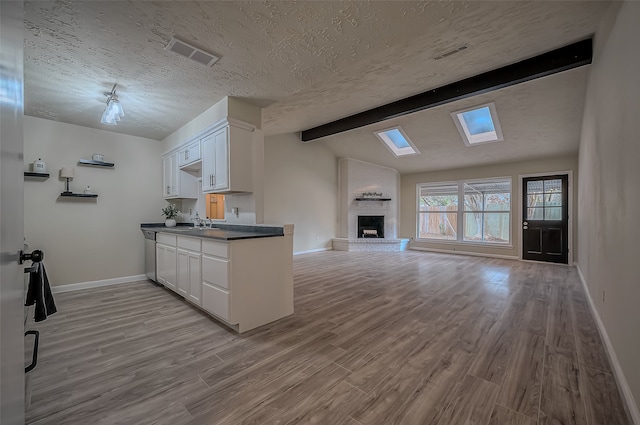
[418,183,459,240]
[451,102,504,146]
[418,178,511,245]
[373,126,419,157]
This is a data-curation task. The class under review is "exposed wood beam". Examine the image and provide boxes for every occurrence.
[301,38,593,142]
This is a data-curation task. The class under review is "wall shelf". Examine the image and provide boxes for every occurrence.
[78,159,115,168]
[24,172,50,180]
[354,197,392,201]
[60,192,98,198]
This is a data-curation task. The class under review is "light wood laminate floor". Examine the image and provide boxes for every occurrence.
[25,251,630,425]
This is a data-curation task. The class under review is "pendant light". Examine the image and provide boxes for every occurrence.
[101,84,125,126]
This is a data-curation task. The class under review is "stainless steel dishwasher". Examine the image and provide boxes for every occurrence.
[142,229,157,282]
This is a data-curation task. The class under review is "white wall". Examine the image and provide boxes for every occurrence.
[23,117,166,286]
[577,0,640,419]
[263,133,338,253]
[338,158,400,239]
[401,155,579,259]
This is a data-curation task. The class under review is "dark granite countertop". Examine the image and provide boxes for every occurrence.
[141,223,284,241]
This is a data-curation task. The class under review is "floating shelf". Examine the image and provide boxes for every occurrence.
[60,192,98,198]
[354,197,392,201]
[24,172,50,180]
[78,159,115,168]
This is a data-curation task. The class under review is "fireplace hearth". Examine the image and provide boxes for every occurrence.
[358,215,384,238]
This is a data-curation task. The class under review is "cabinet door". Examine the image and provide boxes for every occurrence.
[156,244,177,291]
[163,246,177,291]
[156,244,166,285]
[176,249,189,297]
[188,142,201,163]
[162,155,176,198]
[187,252,202,305]
[201,133,215,192]
[213,127,228,191]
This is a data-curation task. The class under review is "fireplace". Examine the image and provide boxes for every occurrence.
[358,215,384,238]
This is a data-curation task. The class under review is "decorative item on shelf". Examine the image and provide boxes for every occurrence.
[354,191,391,201]
[161,203,180,227]
[92,153,104,162]
[60,167,75,194]
[362,191,383,198]
[100,84,124,126]
[33,158,47,174]
[83,185,93,195]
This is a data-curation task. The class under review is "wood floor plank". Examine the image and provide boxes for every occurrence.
[488,404,536,425]
[24,252,629,425]
[435,373,500,425]
[496,331,545,419]
[538,348,588,425]
[581,365,629,425]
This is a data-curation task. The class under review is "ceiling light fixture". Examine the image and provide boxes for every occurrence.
[100,84,124,126]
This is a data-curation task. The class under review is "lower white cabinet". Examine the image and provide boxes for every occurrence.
[201,252,233,322]
[156,243,176,291]
[177,248,202,305]
[155,227,294,333]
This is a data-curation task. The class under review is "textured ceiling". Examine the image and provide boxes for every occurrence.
[24,1,609,171]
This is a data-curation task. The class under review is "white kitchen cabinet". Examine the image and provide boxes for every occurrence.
[177,236,202,305]
[155,225,294,333]
[162,152,198,199]
[156,243,177,292]
[201,123,253,194]
[178,140,201,168]
[202,250,233,322]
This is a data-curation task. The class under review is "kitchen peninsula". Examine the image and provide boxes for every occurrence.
[142,223,294,333]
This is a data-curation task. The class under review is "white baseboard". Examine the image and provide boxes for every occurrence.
[409,246,519,261]
[52,274,148,293]
[576,264,640,425]
[294,247,332,256]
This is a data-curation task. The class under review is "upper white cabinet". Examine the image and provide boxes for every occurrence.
[178,140,201,169]
[162,152,198,199]
[201,123,254,194]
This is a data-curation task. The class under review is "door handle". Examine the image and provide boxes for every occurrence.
[20,249,43,264]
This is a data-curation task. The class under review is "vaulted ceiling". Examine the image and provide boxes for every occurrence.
[24,1,610,172]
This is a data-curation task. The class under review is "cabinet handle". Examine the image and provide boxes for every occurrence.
[210,174,213,187]
[185,150,189,160]
[166,185,170,195]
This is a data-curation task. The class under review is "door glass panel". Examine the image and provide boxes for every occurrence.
[527,207,544,220]
[527,180,544,194]
[527,194,544,207]
[545,193,562,206]
[545,207,562,220]
[544,179,562,193]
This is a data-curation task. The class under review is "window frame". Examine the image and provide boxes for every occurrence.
[416,176,513,247]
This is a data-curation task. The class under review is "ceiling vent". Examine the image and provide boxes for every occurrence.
[165,37,220,67]
[432,45,468,61]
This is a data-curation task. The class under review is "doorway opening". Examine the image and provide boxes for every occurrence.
[205,194,225,220]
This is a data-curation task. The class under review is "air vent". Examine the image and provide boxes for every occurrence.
[433,45,468,61]
[165,37,220,67]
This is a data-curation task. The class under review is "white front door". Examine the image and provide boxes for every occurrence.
[0,1,26,423]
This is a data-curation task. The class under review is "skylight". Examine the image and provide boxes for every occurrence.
[374,126,419,157]
[451,102,504,146]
